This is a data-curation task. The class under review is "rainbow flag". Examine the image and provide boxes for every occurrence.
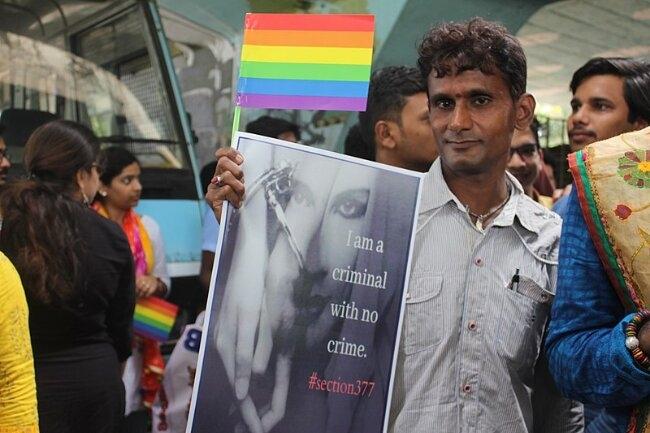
[237,13,375,111]
[134,296,179,342]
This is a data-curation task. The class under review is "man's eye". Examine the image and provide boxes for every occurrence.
[473,96,490,106]
[521,145,536,156]
[331,189,369,219]
[594,102,610,111]
[433,99,453,110]
[570,102,580,113]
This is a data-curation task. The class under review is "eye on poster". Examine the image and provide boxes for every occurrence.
[187,132,422,433]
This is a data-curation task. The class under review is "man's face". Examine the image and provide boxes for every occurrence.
[394,92,438,168]
[567,74,637,152]
[427,69,520,176]
[507,128,541,191]
[0,137,10,185]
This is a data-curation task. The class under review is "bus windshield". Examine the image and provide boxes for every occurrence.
[0,3,187,170]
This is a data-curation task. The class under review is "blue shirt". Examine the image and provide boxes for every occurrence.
[201,204,220,253]
[546,188,650,433]
[552,195,569,219]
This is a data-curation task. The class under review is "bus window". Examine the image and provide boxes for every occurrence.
[72,8,186,171]
[0,2,200,200]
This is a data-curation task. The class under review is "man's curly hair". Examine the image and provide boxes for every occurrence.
[417,17,527,99]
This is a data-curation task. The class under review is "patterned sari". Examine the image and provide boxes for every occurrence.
[92,203,165,409]
[569,127,650,433]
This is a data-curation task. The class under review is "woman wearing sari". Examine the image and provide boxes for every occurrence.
[91,147,170,420]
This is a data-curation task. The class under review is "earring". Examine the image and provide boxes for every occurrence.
[82,192,90,206]
[99,190,107,197]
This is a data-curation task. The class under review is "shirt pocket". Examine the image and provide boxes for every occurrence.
[403,272,444,354]
[497,275,554,367]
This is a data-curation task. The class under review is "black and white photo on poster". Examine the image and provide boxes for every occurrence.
[187,133,422,433]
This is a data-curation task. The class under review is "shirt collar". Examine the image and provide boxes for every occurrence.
[419,158,546,234]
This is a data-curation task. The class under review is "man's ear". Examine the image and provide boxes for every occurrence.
[514,93,536,131]
[375,120,397,150]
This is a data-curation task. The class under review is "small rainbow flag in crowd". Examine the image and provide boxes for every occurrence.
[237,13,375,111]
[134,297,179,342]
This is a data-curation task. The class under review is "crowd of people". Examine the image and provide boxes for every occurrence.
[0,14,649,433]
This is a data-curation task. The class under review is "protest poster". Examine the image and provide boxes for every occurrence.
[186,132,422,433]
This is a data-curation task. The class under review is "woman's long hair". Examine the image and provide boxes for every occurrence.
[0,120,100,306]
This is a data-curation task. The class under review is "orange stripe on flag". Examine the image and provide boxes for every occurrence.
[243,29,373,48]
[137,297,178,316]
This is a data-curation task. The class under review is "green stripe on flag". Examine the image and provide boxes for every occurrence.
[240,61,371,82]
[134,311,172,331]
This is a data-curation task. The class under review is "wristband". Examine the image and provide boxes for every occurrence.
[625,309,650,369]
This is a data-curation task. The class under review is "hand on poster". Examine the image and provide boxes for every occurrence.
[207,147,306,433]
[213,144,269,429]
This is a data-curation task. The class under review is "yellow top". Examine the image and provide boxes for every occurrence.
[0,252,39,432]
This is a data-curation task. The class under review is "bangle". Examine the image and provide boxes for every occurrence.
[625,309,650,369]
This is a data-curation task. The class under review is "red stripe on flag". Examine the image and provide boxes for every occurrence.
[245,13,374,32]
[137,297,178,316]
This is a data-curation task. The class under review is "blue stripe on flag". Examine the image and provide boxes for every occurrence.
[134,321,169,342]
[237,77,369,98]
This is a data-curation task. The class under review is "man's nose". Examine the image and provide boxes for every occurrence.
[448,103,472,132]
[508,150,526,168]
[569,105,588,126]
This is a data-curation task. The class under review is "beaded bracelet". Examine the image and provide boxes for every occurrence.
[625,309,650,369]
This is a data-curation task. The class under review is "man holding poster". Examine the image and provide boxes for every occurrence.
[206,17,583,433]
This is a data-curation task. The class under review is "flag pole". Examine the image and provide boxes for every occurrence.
[231,105,242,145]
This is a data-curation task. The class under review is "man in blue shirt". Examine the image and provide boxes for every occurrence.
[546,59,650,432]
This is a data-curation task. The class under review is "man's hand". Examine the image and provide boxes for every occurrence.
[205,147,245,222]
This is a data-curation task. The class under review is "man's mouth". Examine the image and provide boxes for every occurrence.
[445,139,481,149]
[568,129,597,144]
[509,170,530,183]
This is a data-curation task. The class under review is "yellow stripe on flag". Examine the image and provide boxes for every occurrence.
[241,45,372,65]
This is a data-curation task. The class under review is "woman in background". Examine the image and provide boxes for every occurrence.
[0,120,135,433]
[0,252,39,432]
[92,146,170,418]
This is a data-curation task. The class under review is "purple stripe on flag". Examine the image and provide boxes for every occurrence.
[134,321,169,342]
[237,93,368,111]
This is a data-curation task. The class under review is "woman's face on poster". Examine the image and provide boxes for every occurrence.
[268,152,378,278]
[316,164,377,272]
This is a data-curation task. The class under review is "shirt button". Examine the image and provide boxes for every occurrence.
[405,292,411,300]
[462,384,472,394]
[468,320,477,331]
[474,257,484,267]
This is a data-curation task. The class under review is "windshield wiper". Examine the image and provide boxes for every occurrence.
[99,135,179,144]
